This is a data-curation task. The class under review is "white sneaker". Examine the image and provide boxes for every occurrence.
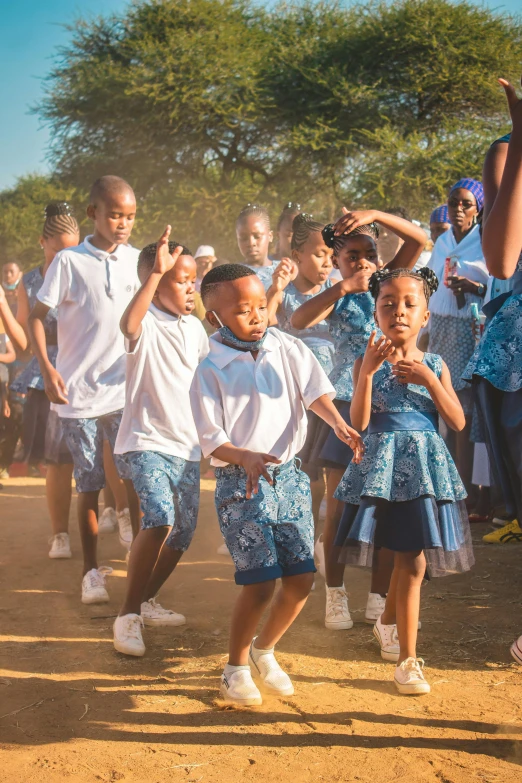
[113,614,145,657]
[394,657,431,695]
[117,508,133,550]
[81,566,112,604]
[98,507,117,533]
[248,638,294,696]
[365,592,386,623]
[48,532,72,559]
[373,615,400,662]
[217,542,229,556]
[314,536,326,579]
[220,666,262,706]
[141,597,186,627]
[510,635,522,664]
[325,586,353,630]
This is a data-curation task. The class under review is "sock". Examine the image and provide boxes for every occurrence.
[327,584,345,593]
[224,663,250,675]
[251,637,274,659]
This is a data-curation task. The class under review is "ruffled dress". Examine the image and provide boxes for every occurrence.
[334,354,474,577]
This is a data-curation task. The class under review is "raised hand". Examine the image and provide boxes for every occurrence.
[43,366,69,405]
[392,359,435,388]
[334,208,378,236]
[153,225,182,275]
[499,76,522,130]
[333,421,365,464]
[271,257,295,292]
[240,451,282,499]
[339,267,374,295]
[360,331,394,375]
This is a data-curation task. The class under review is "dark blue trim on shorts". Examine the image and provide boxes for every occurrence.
[235,558,316,585]
[281,558,316,578]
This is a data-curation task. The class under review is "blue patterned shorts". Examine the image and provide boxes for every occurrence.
[127,451,200,551]
[215,459,316,585]
[61,411,131,493]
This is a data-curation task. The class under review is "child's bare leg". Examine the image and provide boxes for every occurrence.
[77,490,100,574]
[103,438,127,511]
[370,547,394,595]
[394,550,426,663]
[309,472,326,533]
[380,561,399,625]
[119,527,169,616]
[228,581,276,665]
[144,543,183,601]
[123,478,141,539]
[256,572,314,650]
[323,467,345,586]
[46,463,73,535]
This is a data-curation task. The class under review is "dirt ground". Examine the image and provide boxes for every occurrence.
[1,477,522,783]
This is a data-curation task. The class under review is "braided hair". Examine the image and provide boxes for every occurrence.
[291,213,324,251]
[277,201,302,230]
[42,202,79,239]
[236,203,270,229]
[322,222,380,256]
[368,267,439,305]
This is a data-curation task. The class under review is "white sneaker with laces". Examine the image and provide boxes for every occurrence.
[81,566,112,604]
[117,508,133,550]
[373,615,400,662]
[220,666,262,706]
[141,597,186,627]
[394,657,431,695]
[248,638,294,696]
[325,586,353,630]
[48,532,72,559]
[113,614,145,657]
[314,536,326,579]
[98,507,118,533]
[216,542,229,556]
[365,592,386,623]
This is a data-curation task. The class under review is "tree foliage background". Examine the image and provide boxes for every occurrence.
[1,0,521,268]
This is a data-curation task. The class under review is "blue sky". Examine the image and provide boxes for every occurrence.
[0,0,520,191]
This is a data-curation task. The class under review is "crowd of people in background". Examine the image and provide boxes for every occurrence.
[0,74,521,705]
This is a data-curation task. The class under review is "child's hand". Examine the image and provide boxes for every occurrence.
[2,399,10,418]
[339,267,373,295]
[271,258,295,292]
[499,75,522,130]
[43,366,69,405]
[392,359,434,388]
[333,420,365,463]
[360,331,394,375]
[240,450,282,499]
[153,225,182,276]
[334,208,378,236]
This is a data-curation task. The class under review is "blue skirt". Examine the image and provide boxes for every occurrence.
[335,495,474,578]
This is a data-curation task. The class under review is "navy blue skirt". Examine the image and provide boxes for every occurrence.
[303,400,355,470]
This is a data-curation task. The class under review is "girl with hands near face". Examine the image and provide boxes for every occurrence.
[335,267,472,697]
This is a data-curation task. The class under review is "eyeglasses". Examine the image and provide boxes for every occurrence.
[447,198,476,211]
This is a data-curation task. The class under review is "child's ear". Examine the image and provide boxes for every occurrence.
[86,203,96,221]
[291,249,300,264]
[268,230,274,244]
[332,255,339,269]
[422,308,430,327]
[206,311,221,329]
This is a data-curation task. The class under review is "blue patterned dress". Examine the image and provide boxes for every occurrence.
[334,355,473,577]
[277,280,335,375]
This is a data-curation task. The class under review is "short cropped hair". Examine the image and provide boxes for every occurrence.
[200,263,256,306]
[89,175,135,205]
[138,240,192,280]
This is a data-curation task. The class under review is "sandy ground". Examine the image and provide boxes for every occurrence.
[1,476,522,783]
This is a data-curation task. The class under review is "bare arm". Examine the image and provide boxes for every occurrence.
[265,259,293,326]
[0,286,27,352]
[309,393,364,462]
[28,300,68,405]
[481,78,522,279]
[392,359,465,431]
[0,338,16,364]
[291,275,370,330]
[350,333,395,431]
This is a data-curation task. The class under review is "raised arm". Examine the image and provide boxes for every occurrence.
[350,333,395,431]
[0,285,27,353]
[266,258,293,325]
[481,77,522,280]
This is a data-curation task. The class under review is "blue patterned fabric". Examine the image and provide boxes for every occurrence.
[463,259,522,392]
[247,262,278,291]
[428,313,476,398]
[278,280,335,374]
[327,291,377,401]
[430,205,449,224]
[335,355,467,504]
[214,459,316,585]
[10,267,58,393]
[450,178,484,211]
[61,410,130,493]
[127,451,200,551]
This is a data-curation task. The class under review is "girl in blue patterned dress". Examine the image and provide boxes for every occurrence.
[2,203,78,559]
[266,213,334,526]
[292,209,427,632]
[335,267,473,695]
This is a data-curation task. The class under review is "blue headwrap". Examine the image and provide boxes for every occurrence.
[449,179,484,212]
[430,205,449,224]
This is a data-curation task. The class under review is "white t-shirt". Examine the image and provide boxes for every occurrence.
[190,329,335,467]
[37,236,140,418]
[115,305,209,460]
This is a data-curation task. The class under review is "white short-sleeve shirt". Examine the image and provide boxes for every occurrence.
[37,236,140,418]
[189,328,335,466]
[115,305,209,460]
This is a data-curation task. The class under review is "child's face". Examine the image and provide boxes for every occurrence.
[196,255,215,280]
[40,232,79,267]
[374,277,430,346]
[430,222,451,244]
[88,191,137,246]
[292,232,332,286]
[334,235,380,281]
[207,275,268,342]
[155,255,197,316]
[236,216,273,265]
[2,263,21,287]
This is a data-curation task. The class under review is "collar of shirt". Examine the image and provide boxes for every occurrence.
[149,302,188,324]
[83,235,128,262]
[207,329,278,369]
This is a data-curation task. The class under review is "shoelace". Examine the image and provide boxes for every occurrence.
[147,599,171,615]
[121,615,144,640]
[85,566,113,590]
[328,589,348,617]
[48,533,68,546]
[118,513,132,535]
[400,657,425,678]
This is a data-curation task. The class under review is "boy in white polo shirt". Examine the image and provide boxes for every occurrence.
[190,264,363,706]
[112,227,208,657]
[29,175,140,604]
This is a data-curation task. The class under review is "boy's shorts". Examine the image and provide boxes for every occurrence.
[61,410,130,493]
[215,459,316,585]
[127,451,200,551]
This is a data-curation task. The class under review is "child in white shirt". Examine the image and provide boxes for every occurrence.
[190,263,363,706]
[112,228,208,656]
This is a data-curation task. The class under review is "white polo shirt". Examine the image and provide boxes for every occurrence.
[37,236,140,418]
[190,329,335,467]
[115,304,209,460]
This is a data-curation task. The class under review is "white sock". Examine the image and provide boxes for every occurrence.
[251,637,274,659]
[224,663,250,675]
